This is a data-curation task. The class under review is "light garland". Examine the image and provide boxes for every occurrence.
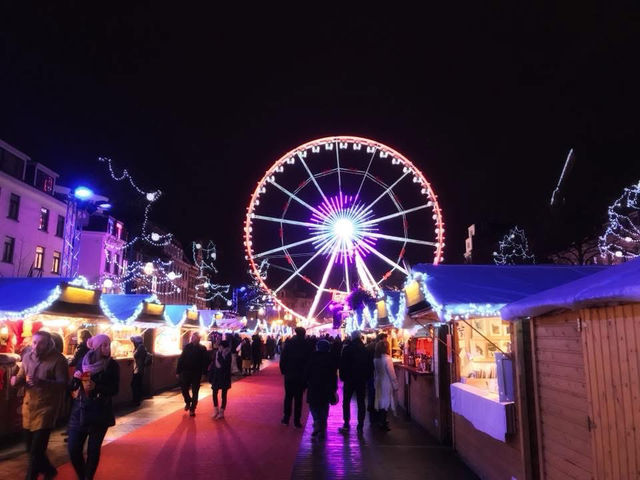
[0,286,63,321]
[192,241,233,306]
[492,226,535,265]
[599,180,640,261]
[99,293,159,325]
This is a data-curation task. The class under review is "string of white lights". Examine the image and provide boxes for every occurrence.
[599,180,640,261]
[492,226,535,265]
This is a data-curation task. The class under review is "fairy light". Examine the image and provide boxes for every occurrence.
[492,226,535,265]
[599,180,640,261]
[192,241,233,305]
[0,286,63,321]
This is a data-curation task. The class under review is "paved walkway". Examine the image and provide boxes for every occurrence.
[1,360,477,479]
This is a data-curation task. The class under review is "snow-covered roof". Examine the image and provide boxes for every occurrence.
[501,257,640,320]
[410,264,607,320]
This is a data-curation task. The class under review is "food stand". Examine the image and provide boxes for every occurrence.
[407,264,606,480]
[502,259,638,480]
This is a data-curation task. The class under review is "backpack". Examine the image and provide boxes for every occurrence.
[144,352,153,366]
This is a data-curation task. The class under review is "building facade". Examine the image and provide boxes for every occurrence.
[0,139,66,278]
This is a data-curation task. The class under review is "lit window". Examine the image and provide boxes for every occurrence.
[104,251,111,273]
[116,222,123,240]
[2,236,15,263]
[34,246,45,270]
[39,207,50,231]
[52,251,61,274]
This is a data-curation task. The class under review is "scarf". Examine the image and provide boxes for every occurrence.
[82,334,111,375]
[215,347,231,369]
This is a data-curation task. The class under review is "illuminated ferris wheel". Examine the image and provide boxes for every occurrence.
[244,136,445,322]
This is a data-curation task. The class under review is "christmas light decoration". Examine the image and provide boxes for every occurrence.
[109,259,182,296]
[492,227,535,265]
[192,241,233,306]
[99,293,159,325]
[599,180,640,261]
[0,286,63,321]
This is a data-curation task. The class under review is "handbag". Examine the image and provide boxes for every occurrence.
[330,391,339,406]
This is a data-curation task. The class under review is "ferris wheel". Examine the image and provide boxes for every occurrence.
[244,136,445,322]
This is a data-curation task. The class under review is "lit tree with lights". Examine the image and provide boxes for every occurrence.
[192,241,233,307]
[493,226,535,265]
[599,180,640,262]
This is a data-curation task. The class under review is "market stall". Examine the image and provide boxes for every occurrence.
[501,258,640,480]
[404,264,605,480]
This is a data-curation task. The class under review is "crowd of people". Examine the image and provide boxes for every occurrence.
[7,325,396,478]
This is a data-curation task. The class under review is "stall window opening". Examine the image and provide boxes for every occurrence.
[38,207,50,232]
[2,236,15,263]
[51,251,61,274]
[34,246,45,270]
[7,193,20,220]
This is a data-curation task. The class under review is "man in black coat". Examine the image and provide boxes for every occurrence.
[279,327,312,428]
[338,330,373,434]
[176,332,207,416]
[305,339,338,438]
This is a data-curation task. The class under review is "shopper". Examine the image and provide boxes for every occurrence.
[177,332,207,416]
[251,333,263,373]
[69,329,92,368]
[305,339,338,439]
[10,330,68,480]
[373,339,399,431]
[209,339,232,419]
[130,336,148,406]
[67,334,119,480]
[231,333,242,375]
[265,335,276,359]
[239,337,252,375]
[338,330,373,434]
[279,327,311,428]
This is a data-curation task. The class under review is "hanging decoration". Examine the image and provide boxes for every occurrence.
[492,226,535,265]
[110,259,182,296]
[192,241,233,307]
[599,180,640,261]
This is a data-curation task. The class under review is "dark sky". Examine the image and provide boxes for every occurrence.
[1,3,639,283]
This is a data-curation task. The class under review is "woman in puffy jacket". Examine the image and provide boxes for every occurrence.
[67,334,119,480]
[209,339,232,419]
[373,339,398,432]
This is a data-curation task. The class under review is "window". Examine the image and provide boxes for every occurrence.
[2,236,15,263]
[56,215,65,237]
[104,251,111,273]
[114,254,120,275]
[34,246,45,270]
[8,193,20,220]
[35,170,54,194]
[52,251,61,274]
[38,207,50,232]
[0,149,25,179]
[115,222,123,240]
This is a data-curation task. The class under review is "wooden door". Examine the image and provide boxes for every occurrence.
[581,304,640,480]
[532,312,594,479]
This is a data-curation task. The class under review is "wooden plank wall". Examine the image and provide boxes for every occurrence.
[582,304,640,480]
[532,312,593,480]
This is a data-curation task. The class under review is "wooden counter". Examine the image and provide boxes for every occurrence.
[112,357,135,408]
[150,354,180,393]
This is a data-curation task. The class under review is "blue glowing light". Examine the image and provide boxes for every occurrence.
[98,203,112,210]
[74,186,94,200]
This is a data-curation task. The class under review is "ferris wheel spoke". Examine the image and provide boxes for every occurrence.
[298,154,329,203]
[355,148,377,200]
[252,214,318,228]
[354,253,378,292]
[361,203,431,226]
[335,141,342,193]
[307,247,339,320]
[274,247,327,294]
[344,257,350,292]
[267,179,324,217]
[359,242,409,275]
[253,233,330,259]
[365,170,410,211]
[367,232,438,247]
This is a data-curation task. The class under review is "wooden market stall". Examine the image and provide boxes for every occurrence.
[404,264,605,480]
[502,258,640,480]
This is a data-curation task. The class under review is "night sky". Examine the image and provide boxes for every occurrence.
[1,3,639,284]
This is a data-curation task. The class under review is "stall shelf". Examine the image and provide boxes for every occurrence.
[502,257,640,480]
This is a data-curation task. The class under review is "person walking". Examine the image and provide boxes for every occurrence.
[265,335,276,359]
[373,339,399,431]
[69,329,91,368]
[67,334,119,480]
[251,333,263,373]
[231,333,242,375]
[279,327,311,428]
[177,332,207,416]
[239,337,252,375]
[208,339,232,419]
[130,336,148,407]
[305,339,337,439]
[338,330,373,434]
[10,330,68,480]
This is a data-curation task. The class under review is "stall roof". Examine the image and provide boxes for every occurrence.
[411,264,607,320]
[501,258,640,320]
[200,310,242,330]
[100,293,157,324]
[164,305,194,327]
[0,277,73,319]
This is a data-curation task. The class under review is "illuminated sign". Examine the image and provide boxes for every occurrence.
[404,280,424,307]
[60,286,99,305]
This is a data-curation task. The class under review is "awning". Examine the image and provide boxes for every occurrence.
[501,257,640,320]
[100,293,157,325]
[408,264,607,321]
[164,305,196,327]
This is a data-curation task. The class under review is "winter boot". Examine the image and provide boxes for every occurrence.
[217,408,225,419]
[212,407,220,419]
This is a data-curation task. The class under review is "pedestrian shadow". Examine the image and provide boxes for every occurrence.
[145,415,197,478]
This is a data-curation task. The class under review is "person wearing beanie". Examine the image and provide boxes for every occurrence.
[67,333,119,480]
[279,326,311,427]
[208,339,232,419]
[338,330,374,434]
[305,339,338,439]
